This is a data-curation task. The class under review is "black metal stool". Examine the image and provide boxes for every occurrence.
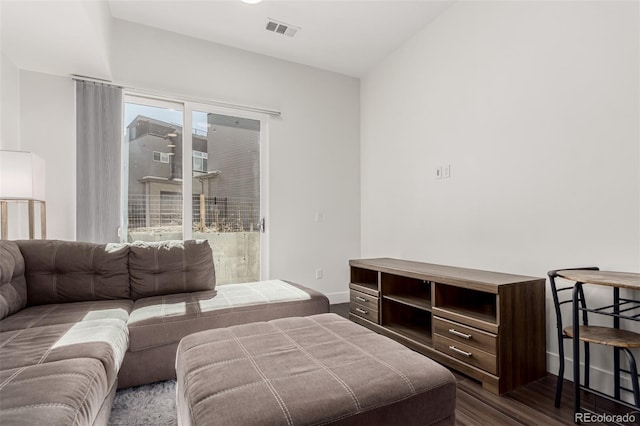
[549,268,640,412]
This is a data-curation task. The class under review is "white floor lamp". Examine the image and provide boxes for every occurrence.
[0,151,46,240]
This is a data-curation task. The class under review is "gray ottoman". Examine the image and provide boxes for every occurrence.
[176,313,457,426]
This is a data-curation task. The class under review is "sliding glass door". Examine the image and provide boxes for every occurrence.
[123,97,184,241]
[188,106,262,284]
[122,95,267,284]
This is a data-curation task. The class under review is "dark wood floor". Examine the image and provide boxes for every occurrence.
[329,302,350,318]
[330,303,634,425]
[456,372,572,425]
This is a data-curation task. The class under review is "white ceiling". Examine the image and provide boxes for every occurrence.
[1,0,454,79]
[1,0,114,80]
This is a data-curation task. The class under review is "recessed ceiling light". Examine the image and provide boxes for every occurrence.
[167,132,177,137]
[241,0,262,4]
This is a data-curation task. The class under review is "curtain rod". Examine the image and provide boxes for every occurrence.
[72,75,282,117]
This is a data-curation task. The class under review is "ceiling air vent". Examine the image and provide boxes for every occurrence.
[265,18,300,38]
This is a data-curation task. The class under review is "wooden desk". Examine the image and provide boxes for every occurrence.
[557,270,640,420]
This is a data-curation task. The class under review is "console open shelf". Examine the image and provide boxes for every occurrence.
[350,266,379,296]
[383,294,432,311]
[433,284,497,329]
[382,295,432,345]
[385,323,432,346]
[381,272,431,311]
[348,258,546,395]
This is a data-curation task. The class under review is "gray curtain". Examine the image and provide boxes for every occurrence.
[76,81,123,243]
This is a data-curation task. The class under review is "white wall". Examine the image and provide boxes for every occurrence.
[20,19,360,302]
[20,71,76,240]
[2,66,74,241]
[1,53,24,239]
[361,1,639,389]
[1,53,21,149]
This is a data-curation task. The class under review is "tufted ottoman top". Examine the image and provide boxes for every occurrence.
[176,313,456,426]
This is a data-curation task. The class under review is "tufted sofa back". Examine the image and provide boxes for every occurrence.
[0,241,28,320]
[1,239,216,309]
[16,240,131,306]
[128,240,216,300]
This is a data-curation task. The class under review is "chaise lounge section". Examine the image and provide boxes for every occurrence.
[0,239,329,425]
[121,278,330,387]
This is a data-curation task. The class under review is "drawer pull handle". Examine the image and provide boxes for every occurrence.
[355,296,368,303]
[355,307,369,315]
[448,328,472,340]
[449,346,473,357]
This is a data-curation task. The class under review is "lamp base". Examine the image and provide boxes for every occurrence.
[0,199,46,240]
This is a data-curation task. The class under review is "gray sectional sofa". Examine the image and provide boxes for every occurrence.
[0,239,329,425]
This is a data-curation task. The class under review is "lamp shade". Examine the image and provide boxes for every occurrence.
[0,151,46,201]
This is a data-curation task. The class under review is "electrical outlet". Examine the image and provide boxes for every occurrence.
[315,269,323,279]
[435,166,442,179]
[443,164,451,178]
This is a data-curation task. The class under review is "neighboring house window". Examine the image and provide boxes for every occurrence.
[193,150,208,172]
[153,151,170,163]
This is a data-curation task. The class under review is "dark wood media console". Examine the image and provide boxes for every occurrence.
[349,258,546,394]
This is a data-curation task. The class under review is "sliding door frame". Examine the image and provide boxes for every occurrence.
[185,101,270,280]
[122,93,270,280]
[121,94,184,243]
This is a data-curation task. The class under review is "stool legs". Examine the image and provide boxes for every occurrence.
[584,342,590,389]
[622,348,640,408]
[556,341,565,408]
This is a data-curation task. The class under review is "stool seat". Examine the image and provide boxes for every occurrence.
[564,326,640,348]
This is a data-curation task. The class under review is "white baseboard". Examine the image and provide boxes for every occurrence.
[547,351,636,404]
[326,291,349,305]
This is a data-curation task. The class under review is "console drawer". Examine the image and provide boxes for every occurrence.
[434,334,497,375]
[433,317,497,355]
[349,282,379,297]
[350,289,378,312]
[350,301,379,324]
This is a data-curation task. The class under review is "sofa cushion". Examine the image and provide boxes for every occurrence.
[0,241,27,320]
[128,240,216,300]
[0,299,133,332]
[0,318,128,387]
[127,280,329,352]
[16,240,130,306]
[0,358,110,426]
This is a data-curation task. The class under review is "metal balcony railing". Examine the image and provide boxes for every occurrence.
[127,194,259,232]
